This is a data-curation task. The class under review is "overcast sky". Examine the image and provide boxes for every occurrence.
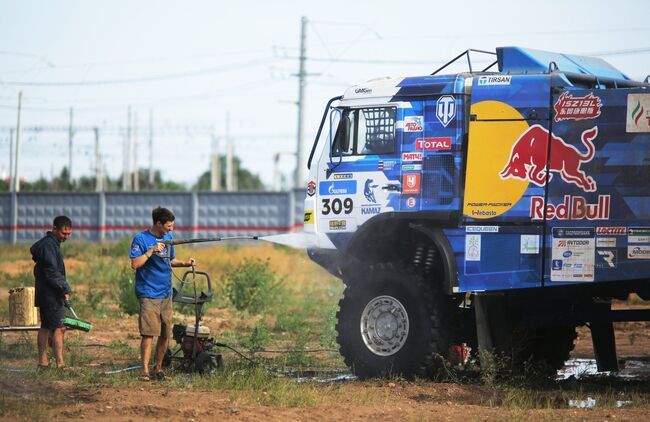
[1,0,648,189]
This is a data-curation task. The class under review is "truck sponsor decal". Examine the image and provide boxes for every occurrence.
[478,75,512,86]
[403,116,424,132]
[465,226,499,233]
[465,234,481,261]
[551,227,595,282]
[596,227,626,235]
[436,95,456,127]
[626,94,650,133]
[554,92,602,122]
[415,137,451,151]
[596,237,616,248]
[333,173,353,180]
[628,245,650,259]
[596,250,617,268]
[402,164,423,171]
[500,125,598,192]
[328,219,347,231]
[530,195,610,220]
[303,210,314,224]
[361,206,381,215]
[307,181,315,196]
[628,227,650,243]
[364,179,378,203]
[402,173,421,194]
[319,180,356,196]
[406,197,417,208]
[402,152,423,162]
[520,234,540,254]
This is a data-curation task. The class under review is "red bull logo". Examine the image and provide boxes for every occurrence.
[530,195,610,220]
[500,125,598,192]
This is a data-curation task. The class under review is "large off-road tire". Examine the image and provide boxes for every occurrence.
[335,264,457,379]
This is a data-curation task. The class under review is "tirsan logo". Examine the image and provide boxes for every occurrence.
[415,137,451,151]
[436,95,456,127]
[404,116,423,132]
[478,75,512,86]
[402,152,423,161]
[500,125,598,192]
[530,195,610,220]
[596,227,626,235]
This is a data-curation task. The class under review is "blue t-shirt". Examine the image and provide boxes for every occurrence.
[129,230,176,298]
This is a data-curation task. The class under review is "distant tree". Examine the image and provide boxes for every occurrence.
[193,155,264,191]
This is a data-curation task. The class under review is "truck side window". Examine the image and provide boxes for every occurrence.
[332,110,355,156]
[357,107,396,155]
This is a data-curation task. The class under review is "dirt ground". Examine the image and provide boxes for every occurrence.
[0,314,648,421]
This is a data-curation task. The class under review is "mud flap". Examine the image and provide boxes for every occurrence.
[474,294,511,369]
[591,302,619,372]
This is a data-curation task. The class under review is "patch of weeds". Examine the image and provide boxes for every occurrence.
[0,271,33,289]
[223,258,284,314]
[240,320,271,352]
[111,267,139,315]
[0,395,52,421]
[173,366,322,407]
[0,334,36,359]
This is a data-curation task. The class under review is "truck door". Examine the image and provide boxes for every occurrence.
[314,104,400,244]
[460,75,552,290]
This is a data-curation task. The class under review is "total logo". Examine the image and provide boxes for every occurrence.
[530,195,610,220]
[416,137,451,151]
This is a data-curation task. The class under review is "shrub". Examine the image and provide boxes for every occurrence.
[113,267,139,315]
[222,258,283,314]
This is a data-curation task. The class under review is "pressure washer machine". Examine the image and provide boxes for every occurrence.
[163,267,223,374]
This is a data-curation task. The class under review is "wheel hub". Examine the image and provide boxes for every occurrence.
[360,295,409,356]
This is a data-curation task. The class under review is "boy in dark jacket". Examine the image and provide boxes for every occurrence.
[30,215,73,368]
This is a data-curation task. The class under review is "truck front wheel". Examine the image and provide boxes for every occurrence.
[336,264,455,379]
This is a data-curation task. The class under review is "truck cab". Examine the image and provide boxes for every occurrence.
[305,47,650,379]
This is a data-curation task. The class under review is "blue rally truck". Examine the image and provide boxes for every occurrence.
[304,47,650,378]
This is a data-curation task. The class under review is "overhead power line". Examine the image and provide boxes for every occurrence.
[0,58,272,87]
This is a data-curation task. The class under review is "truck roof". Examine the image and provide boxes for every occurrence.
[342,47,637,100]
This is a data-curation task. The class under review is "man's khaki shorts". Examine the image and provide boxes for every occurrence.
[138,296,173,338]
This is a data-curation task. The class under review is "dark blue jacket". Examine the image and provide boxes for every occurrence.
[30,232,71,308]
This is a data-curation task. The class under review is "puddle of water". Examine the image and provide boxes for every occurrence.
[557,358,650,380]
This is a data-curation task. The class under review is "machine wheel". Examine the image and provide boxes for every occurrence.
[195,351,216,375]
[162,347,173,368]
[336,264,457,379]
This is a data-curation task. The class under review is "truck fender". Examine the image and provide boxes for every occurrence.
[408,223,458,295]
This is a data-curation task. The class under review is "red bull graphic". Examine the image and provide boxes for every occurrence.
[554,92,602,122]
[500,125,598,192]
[530,195,610,220]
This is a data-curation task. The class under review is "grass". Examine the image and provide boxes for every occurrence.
[2,241,650,417]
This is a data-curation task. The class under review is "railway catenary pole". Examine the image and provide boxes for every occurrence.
[12,92,22,192]
[294,16,307,190]
[68,107,74,187]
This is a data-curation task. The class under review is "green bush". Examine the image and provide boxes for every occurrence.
[222,258,283,314]
[112,267,139,315]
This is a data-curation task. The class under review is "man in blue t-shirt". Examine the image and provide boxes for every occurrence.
[130,207,195,381]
